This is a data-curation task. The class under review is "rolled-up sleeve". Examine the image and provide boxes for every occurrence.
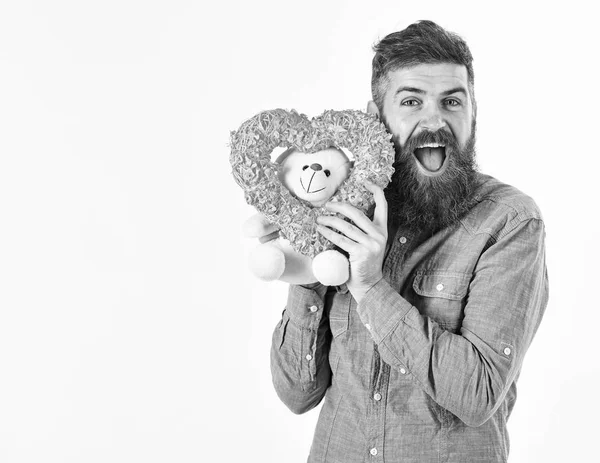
[270,283,332,415]
[357,217,549,427]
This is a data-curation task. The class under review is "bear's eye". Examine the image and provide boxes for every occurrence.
[302,165,309,171]
[324,170,331,177]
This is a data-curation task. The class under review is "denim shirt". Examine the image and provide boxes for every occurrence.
[270,173,549,463]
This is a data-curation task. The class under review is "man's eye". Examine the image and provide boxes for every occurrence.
[401,99,420,106]
[444,98,461,107]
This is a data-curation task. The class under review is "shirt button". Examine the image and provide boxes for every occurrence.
[305,354,313,361]
[399,236,407,244]
[400,367,407,375]
[365,323,371,330]
[370,448,378,456]
[436,283,444,291]
[504,347,512,356]
[309,305,318,313]
[373,392,382,401]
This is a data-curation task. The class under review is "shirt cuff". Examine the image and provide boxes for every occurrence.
[356,278,414,344]
[285,284,327,329]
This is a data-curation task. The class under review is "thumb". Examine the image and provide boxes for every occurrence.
[364,181,388,229]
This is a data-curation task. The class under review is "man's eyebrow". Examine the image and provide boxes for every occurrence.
[394,86,425,96]
[394,86,468,98]
[441,86,468,97]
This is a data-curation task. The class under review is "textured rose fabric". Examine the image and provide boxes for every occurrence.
[271,173,549,463]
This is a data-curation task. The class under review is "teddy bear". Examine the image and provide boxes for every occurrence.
[243,146,353,286]
[229,108,395,286]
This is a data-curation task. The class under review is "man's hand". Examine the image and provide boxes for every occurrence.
[316,182,388,303]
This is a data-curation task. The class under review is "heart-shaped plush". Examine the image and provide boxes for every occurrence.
[230,109,395,257]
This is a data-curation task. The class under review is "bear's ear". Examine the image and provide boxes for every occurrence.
[273,147,296,165]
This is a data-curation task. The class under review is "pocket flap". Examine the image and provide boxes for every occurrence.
[413,271,471,300]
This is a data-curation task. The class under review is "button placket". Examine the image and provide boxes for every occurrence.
[384,229,410,279]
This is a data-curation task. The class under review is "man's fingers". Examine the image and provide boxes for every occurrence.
[364,181,388,229]
[317,216,367,244]
[324,182,388,236]
[324,202,378,236]
[316,225,359,254]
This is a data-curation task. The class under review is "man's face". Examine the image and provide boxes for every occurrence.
[375,62,474,175]
[369,62,478,231]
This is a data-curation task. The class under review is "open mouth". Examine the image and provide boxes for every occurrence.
[413,142,448,176]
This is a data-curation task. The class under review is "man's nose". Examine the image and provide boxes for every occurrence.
[419,105,447,132]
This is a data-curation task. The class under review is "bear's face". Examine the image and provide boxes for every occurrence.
[278,148,352,207]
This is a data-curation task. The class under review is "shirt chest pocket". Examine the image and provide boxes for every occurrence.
[412,271,471,333]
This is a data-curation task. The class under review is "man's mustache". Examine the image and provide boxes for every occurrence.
[401,129,459,155]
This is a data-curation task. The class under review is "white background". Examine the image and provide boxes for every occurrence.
[0,1,598,462]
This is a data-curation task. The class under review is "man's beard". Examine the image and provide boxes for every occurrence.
[384,122,479,233]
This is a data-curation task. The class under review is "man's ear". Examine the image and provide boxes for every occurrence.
[366,101,380,118]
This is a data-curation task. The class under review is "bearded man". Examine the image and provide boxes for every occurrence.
[269,20,548,462]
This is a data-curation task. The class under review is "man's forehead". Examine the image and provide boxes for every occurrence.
[386,63,469,96]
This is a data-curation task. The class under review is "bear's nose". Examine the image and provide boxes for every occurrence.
[310,163,322,171]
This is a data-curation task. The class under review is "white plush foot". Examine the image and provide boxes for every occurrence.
[248,243,285,281]
[312,250,349,286]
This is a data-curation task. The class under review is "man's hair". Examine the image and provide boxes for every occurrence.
[371,20,475,110]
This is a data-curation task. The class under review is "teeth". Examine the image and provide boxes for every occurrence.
[417,142,445,148]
